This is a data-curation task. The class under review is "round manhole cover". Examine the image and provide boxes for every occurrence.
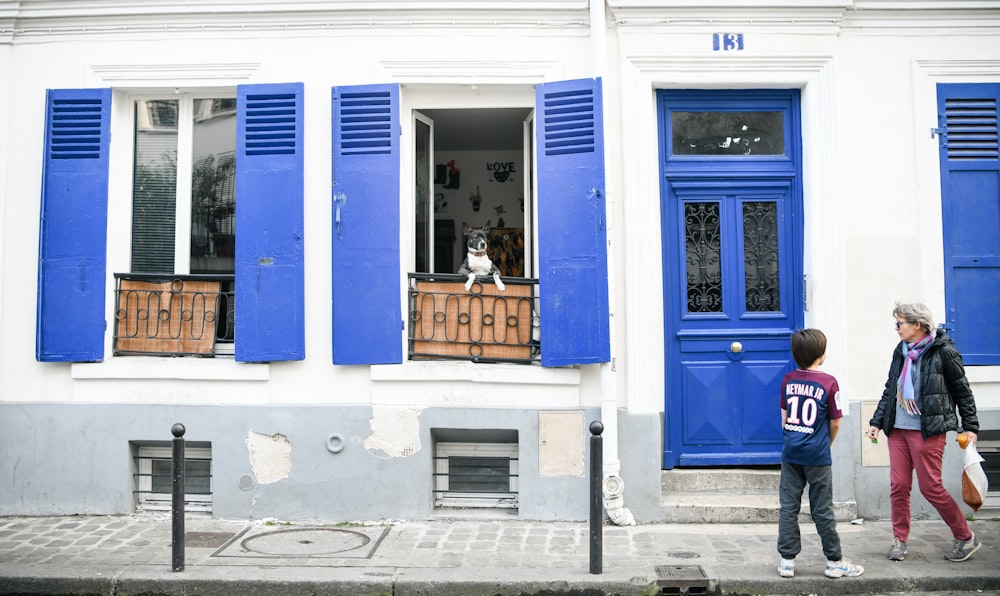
[241,528,371,556]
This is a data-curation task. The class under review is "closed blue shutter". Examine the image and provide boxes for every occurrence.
[235,83,305,362]
[331,84,402,364]
[36,89,111,362]
[938,83,1000,365]
[536,78,610,366]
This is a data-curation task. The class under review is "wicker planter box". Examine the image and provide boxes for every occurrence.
[115,278,221,355]
[410,279,534,362]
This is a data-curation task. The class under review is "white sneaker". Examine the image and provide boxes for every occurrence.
[825,558,864,578]
[778,558,795,578]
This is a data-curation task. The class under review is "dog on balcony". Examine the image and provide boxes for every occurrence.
[458,221,505,292]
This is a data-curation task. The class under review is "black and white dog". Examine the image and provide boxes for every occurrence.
[458,221,505,292]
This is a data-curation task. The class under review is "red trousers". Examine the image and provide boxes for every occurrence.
[888,429,971,542]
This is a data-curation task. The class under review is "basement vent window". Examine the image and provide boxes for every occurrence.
[976,430,1000,510]
[132,442,213,513]
[433,437,518,510]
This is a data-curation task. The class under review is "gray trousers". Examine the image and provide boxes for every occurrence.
[777,461,841,561]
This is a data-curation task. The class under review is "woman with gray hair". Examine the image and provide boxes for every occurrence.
[867,302,981,563]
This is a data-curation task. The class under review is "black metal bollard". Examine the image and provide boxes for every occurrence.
[589,420,604,575]
[171,423,185,572]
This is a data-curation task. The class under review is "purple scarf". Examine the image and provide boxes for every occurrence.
[897,333,933,415]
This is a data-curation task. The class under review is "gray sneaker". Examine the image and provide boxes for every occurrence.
[888,538,907,561]
[945,533,982,562]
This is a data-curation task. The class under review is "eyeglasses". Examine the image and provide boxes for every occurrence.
[895,321,910,329]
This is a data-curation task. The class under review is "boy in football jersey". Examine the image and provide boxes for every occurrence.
[777,328,864,579]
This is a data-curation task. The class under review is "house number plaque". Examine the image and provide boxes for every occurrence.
[713,33,744,51]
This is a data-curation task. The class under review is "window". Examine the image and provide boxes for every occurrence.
[111,84,303,362]
[412,108,534,277]
[133,444,212,513]
[327,79,609,366]
[671,110,785,156]
[119,94,238,356]
[433,440,519,510]
[131,95,237,275]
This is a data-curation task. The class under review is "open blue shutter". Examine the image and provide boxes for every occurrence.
[331,84,402,364]
[36,89,111,362]
[235,83,305,362]
[536,78,610,366]
[938,83,1000,365]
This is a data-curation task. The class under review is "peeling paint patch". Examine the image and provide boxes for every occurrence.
[364,406,421,458]
[246,431,292,484]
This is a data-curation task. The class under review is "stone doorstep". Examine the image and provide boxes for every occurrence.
[661,469,858,523]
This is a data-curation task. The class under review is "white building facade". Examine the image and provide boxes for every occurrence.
[1,0,998,522]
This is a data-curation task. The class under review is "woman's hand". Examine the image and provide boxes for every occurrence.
[966,431,978,446]
[867,426,880,440]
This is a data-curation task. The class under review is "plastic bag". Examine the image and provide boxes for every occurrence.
[961,444,989,512]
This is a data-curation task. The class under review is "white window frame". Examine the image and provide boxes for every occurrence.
[136,445,213,513]
[123,90,238,356]
[434,441,518,509]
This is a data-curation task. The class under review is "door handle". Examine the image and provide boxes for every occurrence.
[730,341,743,353]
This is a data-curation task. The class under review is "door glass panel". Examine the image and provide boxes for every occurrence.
[743,201,780,312]
[672,111,784,156]
[685,202,722,313]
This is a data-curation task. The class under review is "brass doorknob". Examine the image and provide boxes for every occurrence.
[730,341,743,353]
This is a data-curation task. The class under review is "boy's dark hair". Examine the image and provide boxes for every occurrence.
[791,328,826,369]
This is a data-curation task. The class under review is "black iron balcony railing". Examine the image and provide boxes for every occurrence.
[113,273,234,357]
[408,273,540,364]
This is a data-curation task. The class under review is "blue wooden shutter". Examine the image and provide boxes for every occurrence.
[331,84,402,364]
[535,78,610,366]
[235,83,305,362]
[36,89,111,362]
[938,83,1000,365]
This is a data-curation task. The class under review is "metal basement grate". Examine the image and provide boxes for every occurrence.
[655,564,710,595]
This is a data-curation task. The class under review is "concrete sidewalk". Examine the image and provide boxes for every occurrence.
[0,513,997,595]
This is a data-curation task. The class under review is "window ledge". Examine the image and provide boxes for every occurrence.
[72,357,269,381]
[371,361,580,386]
[967,366,1000,384]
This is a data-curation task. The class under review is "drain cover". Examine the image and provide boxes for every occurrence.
[655,564,710,595]
[667,551,700,559]
[212,525,389,559]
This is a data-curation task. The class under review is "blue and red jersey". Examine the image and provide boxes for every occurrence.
[779,369,844,466]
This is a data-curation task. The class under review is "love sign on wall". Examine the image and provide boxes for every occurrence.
[487,161,517,183]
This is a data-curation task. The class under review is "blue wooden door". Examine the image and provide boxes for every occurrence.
[658,90,804,468]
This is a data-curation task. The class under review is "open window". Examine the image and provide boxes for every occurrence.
[407,107,540,363]
[412,108,535,277]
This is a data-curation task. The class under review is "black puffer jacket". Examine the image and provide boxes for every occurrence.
[869,329,979,438]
